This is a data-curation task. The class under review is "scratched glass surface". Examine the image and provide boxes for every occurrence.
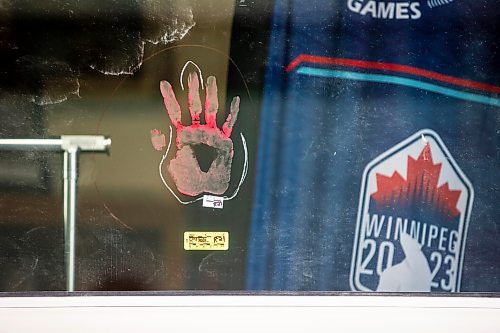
[0,0,499,293]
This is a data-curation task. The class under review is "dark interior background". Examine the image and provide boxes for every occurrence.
[0,0,273,291]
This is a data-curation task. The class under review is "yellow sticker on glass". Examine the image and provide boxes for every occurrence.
[184,232,229,251]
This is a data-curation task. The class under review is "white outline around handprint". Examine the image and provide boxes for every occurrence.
[151,64,248,204]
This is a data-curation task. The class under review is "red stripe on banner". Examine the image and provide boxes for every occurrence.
[286,54,500,94]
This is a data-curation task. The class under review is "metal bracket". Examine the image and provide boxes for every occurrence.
[0,136,111,291]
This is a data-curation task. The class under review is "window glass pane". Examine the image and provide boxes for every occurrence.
[0,0,498,293]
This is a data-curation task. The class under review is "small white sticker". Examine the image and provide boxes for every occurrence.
[202,195,224,209]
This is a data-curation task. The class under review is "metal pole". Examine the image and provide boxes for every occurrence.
[63,147,78,292]
[0,138,62,150]
[0,136,110,292]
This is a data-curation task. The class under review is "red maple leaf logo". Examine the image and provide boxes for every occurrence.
[371,144,461,219]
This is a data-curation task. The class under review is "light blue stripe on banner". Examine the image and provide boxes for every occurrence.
[297,67,500,107]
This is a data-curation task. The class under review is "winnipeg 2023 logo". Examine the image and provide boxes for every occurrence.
[350,129,473,292]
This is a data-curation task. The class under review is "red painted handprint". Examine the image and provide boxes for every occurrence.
[157,72,240,196]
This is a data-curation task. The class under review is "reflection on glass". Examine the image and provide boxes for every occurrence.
[0,0,498,293]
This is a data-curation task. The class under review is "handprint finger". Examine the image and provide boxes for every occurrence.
[188,72,202,124]
[222,96,240,138]
[150,128,166,151]
[204,76,219,128]
[160,80,182,128]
